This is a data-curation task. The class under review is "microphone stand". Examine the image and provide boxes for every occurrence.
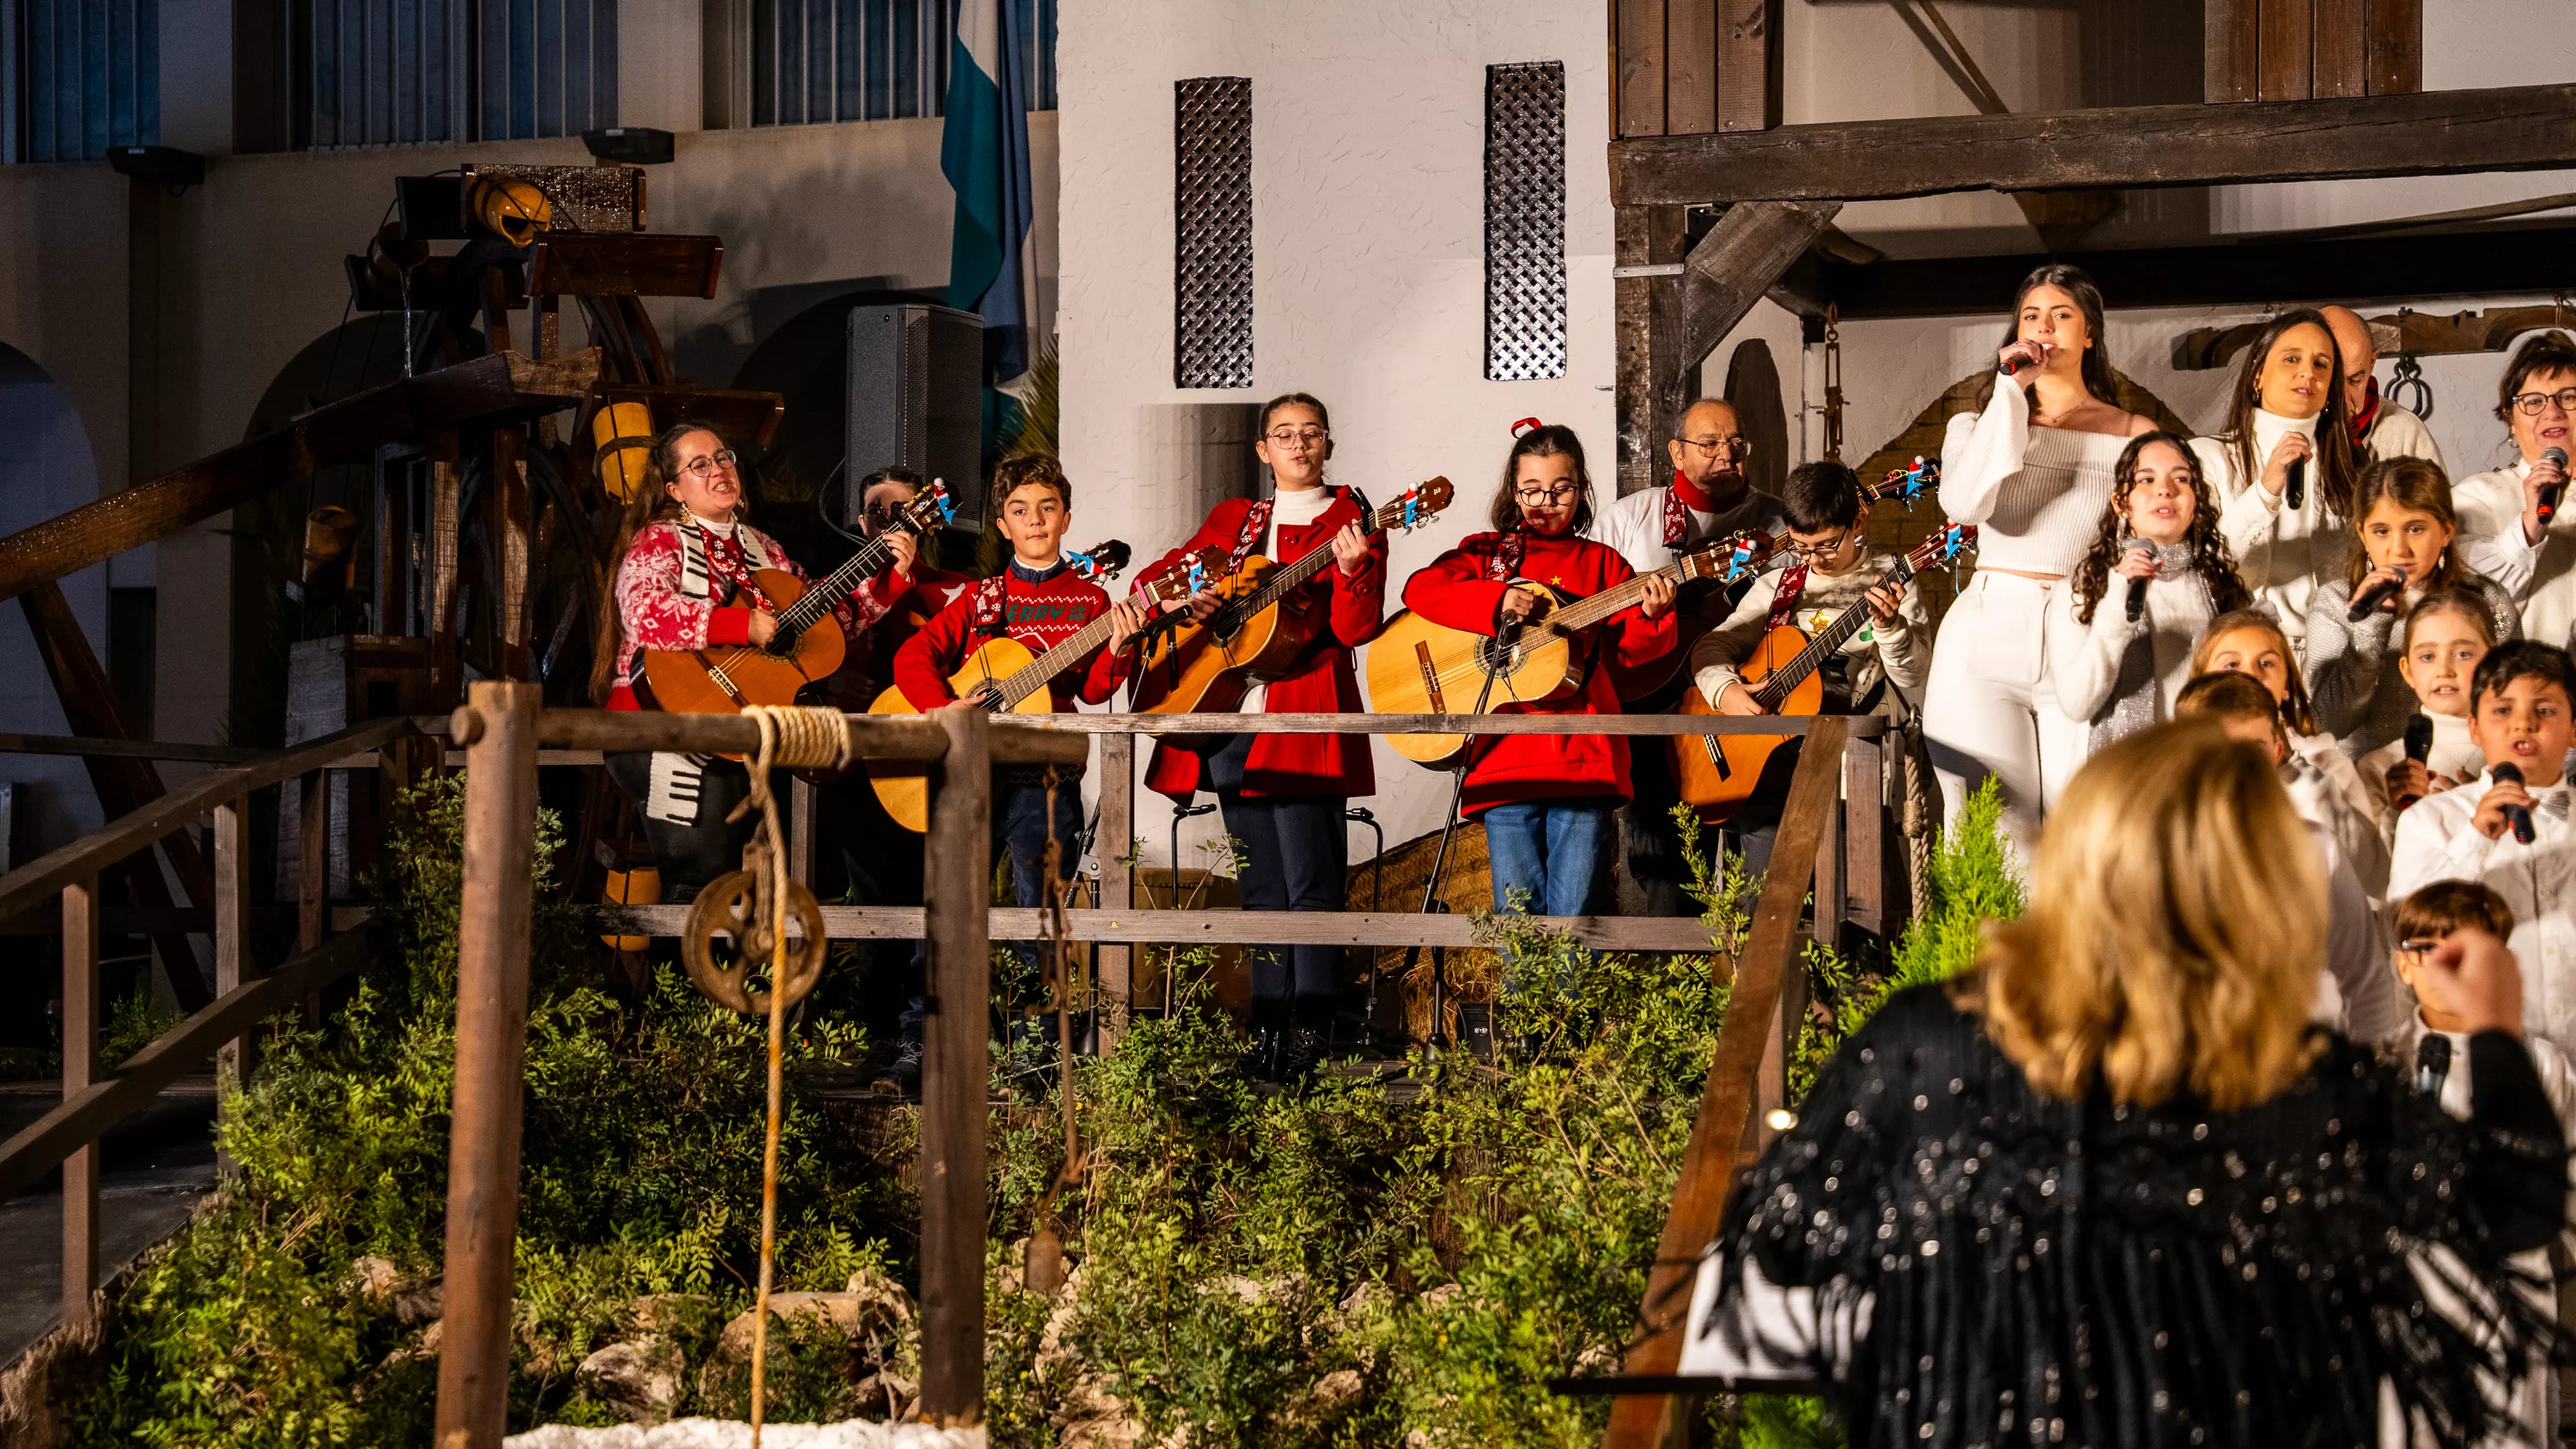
[1403,615,1520,1060]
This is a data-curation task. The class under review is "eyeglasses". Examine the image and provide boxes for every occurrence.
[678,448,740,479]
[1264,427,1329,449]
[1675,436,1753,458]
[1785,530,1854,561]
[2510,389,2576,416]
[1514,485,1583,506]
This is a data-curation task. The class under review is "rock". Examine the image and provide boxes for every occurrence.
[841,1269,918,1330]
[713,1292,905,1365]
[1308,1368,1363,1412]
[1571,1342,1618,1374]
[502,1420,992,1447]
[1414,1282,1461,1313]
[395,1281,444,1326]
[578,1336,687,1424]
[852,1367,917,1422]
[352,1256,401,1302]
[632,1294,717,1335]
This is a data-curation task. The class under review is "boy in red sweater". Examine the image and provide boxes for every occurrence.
[888,456,1146,1076]
[1403,424,1676,933]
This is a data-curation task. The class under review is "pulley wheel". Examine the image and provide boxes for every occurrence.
[678,870,829,1015]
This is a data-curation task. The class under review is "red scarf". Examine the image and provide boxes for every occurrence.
[1227,499,1276,573]
[1765,564,1812,629]
[1664,468,1708,546]
[2349,376,2382,446]
[1485,530,1528,581]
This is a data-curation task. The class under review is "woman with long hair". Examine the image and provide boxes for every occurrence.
[1694,721,2566,1449]
[2190,306,2365,652]
[591,422,908,899]
[1925,263,2155,859]
[1398,421,1674,933]
[2304,457,2520,762]
[2044,432,2252,761]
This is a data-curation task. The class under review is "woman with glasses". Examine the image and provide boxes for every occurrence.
[2452,331,2576,649]
[1129,393,1384,1083]
[1400,422,1677,936]
[1925,264,2154,861]
[589,423,906,899]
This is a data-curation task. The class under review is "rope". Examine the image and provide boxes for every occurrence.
[730,705,844,1446]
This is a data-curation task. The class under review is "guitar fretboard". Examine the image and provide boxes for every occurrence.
[1753,557,1920,709]
[1218,497,1415,627]
[775,530,904,640]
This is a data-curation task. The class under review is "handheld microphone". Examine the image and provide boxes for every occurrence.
[2396,712,2436,809]
[2002,342,2044,377]
[2492,761,2538,845]
[2346,564,2408,622]
[2282,456,2306,512]
[2539,446,2568,525]
[2415,1033,2452,1098]
[2120,537,2152,623]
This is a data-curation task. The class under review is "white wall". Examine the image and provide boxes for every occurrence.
[1057,0,1616,864]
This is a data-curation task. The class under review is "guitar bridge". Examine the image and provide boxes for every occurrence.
[694,652,750,707]
[1414,641,1447,714]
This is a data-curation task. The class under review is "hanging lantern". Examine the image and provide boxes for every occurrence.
[592,401,658,504]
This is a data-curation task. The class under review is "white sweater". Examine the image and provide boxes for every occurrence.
[2390,767,2576,1058]
[2287,732,2393,904]
[2193,410,2346,655]
[2042,569,2223,733]
[1587,482,1785,576]
[2357,710,2484,848]
[2365,402,2445,472]
[1938,373,2127,576]
[2453,459,2576,653]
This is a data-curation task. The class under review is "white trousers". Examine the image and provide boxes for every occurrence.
[1923,571,2088,867]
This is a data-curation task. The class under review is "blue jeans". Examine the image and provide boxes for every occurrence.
[1481,800,1613,918]
[902,774,1083,1040]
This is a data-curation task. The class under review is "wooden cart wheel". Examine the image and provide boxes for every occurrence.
[678,869,829,1015]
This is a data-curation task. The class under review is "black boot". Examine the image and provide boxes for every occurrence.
[1238,1001,1286,1082]
[1275,999,1334,1088]
[881,1038,923,1096]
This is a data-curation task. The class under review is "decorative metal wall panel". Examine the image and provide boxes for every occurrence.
[1485,61,1566,382]
[1175,76,1254,391]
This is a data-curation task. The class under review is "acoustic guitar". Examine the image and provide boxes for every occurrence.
[1364,530,1782,770]
[1127,479,1456,724]
[1672,522,1976,820]
[864,543,1220,832]
[637,482,956,719]
[1607,455,1943,702]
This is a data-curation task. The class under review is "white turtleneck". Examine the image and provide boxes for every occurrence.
[2456,458,2576,653]
[2195,409,2339,652]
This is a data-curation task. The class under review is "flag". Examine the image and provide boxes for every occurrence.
[941,0,1035,384]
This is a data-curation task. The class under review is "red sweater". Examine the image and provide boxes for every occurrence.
[1135,489,1387,802]
[890,559,1130,712]
[606,516,884,712]
[1400,529,1677,815]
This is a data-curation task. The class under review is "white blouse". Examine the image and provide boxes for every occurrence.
[2194,410,2342,654]
[2044,571,2224,731]
[2454,459,2576,652]
[1938,373,2126,577]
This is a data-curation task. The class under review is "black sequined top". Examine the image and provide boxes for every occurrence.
[1714,985,2567,1449]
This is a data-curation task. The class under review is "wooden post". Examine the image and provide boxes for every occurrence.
[432,682,542,1449]
[491,430,532,681]
[919,705,991,1426]
[299,770,330,1025]
[1844,724,1886,938]
[1716,0,1782,133]
[1093,731,1134,1052]
[428,438,463,700]
[213,797,251,1177]
[61,874,98,1332]
[2258,0,2315,100]
[1613,205,1688,496]
[1812,761,1844,951]
[789,776,817,886]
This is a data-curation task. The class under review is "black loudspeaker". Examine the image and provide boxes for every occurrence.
[846,304,986,531]
[582,126,675,165]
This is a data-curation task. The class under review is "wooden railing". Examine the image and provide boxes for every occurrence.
[0,713,437,1338]
[432,693,1894,1444]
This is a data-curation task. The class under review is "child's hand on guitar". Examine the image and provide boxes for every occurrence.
[1716,682,1770,717]
[747,610,780,646]
[1330,521,1370,576]
[1498,585,1544,626]
[1863,582,1904,625]
[1105,601,1152,652]
[1637,573,1677,620]
[884,530,918,579]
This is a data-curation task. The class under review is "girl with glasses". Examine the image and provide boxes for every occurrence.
[590,423,907,900]
[2451,330,2576,648]
[1400,423,1677,938]
[1924,264,2155,862]
[1127,393,1386,1084]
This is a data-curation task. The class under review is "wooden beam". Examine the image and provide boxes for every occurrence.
[919,707,992,1425]
[433,682,541,1449]
[2312,0,2366,98]
[0,732,266,764]
[211,798,250,1178]
[2257,0,2313,100]
[60,876,97,1331]
[1716,0,1780,133]
[1092,731,1135,1051]
[1786,222,2576,321]
[0,351,594,605]
[1613,206,1688,496]
[1612,82,2576,205]
[1666,0,1716,136]
[1659,201,1843,434]
[1618,0,1670,138]
[2207,0,2261,102]
[1602,717,1848,1449]
[0,928,371,1201]
[527,233,725,300]
[590,905,1727,953]
[2366,0,2421,95]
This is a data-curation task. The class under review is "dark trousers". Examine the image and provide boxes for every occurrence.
[897,774,1084,1042]
[1219,791,1349,1008]
[1619,737,1693,917]
[603,750,750,901]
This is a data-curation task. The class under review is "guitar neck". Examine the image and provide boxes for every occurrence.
[1235,498,1410,615]
[990,612,1120,709]
[780,533,897,633]
[1753,559,1913,708]
[1546,563,1672,635]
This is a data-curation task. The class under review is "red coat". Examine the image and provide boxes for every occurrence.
[1400,529,1677,815]
[1135,490,1387,802]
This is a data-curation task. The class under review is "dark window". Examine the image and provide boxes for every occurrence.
[7,0,160,162]
[749,0,1054,126]
[291,0,612,149]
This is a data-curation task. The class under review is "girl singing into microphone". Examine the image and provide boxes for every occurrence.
[1924,264,2154,858]
[2302,457,2518,764]
[2354,588,2498,822]
[2043,433,2251,762]
[2190,307,2363,654]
